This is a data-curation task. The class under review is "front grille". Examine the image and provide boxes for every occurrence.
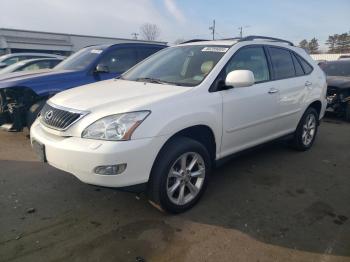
[40,103,83,130]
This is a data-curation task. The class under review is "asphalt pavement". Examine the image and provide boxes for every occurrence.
[0,117,349,262]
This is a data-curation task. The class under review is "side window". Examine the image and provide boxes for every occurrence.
[225,47,270,82]
[50,60,61,68]
[20,61,51,71]
[296,54,313,74]
[137,47,161,62]
[20,56,41,61]
[291,53,304,76]
[268,47,295,79]
[98,48,137,73]
[3,57,20,66]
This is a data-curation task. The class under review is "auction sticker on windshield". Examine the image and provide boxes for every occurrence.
[202,47,229,52]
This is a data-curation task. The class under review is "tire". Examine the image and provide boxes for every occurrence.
[290,107,319,151]
[26,100,46,129]
[147,137,211,214]
[345,101,350,122]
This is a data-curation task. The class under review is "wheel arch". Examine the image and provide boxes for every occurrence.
[149,124,217,183]
[308,100,322,117]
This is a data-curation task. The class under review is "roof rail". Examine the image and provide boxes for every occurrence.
[220,37,242,41]
[180,39,209,44]
[239,35,294,46]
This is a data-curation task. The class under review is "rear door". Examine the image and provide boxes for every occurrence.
[220,46,281,157]
[266,46,308,134]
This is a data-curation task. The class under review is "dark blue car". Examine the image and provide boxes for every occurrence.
[0,43,166,131]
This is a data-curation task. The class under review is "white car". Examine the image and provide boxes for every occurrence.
[31,36,327,213]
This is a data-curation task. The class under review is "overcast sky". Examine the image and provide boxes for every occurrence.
[1,0,349,49]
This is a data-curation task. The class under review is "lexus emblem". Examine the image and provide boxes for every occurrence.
[44,110,54,121]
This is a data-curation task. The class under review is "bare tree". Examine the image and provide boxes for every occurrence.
[140,23,160,41]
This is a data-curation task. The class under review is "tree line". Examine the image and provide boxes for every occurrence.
[299,32,350,54]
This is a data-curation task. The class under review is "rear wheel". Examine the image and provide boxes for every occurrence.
[26,100,46,129]
[148,137,211,213]
[290,107,319,151]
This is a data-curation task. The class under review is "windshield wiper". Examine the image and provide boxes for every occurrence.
[135,77,185,86]
[134,77,167,84]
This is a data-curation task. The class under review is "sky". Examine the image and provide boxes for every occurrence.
[0,0,349,50]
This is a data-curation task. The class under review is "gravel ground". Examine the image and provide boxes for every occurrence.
[0,117,349,262]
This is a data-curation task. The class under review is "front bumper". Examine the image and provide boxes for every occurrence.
[30,120,168,188]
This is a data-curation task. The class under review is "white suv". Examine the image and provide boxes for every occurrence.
[31,36,327,213]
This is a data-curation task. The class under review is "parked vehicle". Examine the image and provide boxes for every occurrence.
[31,36,327,213]
[0,53,64,69]
[319,59,350,121]
[0,43,166,131]
[0,58,63,75]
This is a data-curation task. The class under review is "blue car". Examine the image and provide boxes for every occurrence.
[0,43,166,131]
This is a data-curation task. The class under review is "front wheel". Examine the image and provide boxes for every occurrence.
[148,137,211,213]
[290,107,319,151]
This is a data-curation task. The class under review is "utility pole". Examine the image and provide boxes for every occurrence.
[131,33,139,40]
[238,25,250,39]
[209,20,215,40]
[238,26,243,39]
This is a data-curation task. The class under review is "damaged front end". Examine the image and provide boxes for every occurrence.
[0,87,39,131]
[327,86,350,115]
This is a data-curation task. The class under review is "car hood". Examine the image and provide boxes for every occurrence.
[50,79,192,113]
[0,69,79,89]
[327,76,350,89]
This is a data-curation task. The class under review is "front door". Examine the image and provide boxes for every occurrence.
[220,46,280,157]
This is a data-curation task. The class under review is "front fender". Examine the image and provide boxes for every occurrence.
[133,91,223,155]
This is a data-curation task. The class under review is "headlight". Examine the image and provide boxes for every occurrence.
[81,111,150,141]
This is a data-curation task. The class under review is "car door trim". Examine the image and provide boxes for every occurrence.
[226,108,301,133]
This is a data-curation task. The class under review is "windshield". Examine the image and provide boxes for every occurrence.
[54,46,105,71]
[320,61,350,77]
[0,61,25,74]
[122,45,229,86]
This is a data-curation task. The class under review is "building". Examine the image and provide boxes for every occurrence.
[310,53,350,61]
[0,28,166,56]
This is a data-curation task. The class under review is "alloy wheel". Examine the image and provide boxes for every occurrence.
[166,152,206,206]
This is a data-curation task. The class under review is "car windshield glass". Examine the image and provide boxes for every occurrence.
[122,45,229,86]
[54,47,105,71]
[320,61,350,77]
[0,61,25,74]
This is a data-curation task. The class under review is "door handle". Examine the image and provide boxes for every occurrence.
[268,88,279,94]
[305,81,313,87]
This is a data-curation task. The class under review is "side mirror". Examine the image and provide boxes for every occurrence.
[95,64,109,73]
[225,70,255,88]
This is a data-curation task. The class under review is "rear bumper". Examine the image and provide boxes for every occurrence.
[30,120,168,188]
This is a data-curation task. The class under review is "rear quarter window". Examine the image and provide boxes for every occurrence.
[291,53,304,76]
[297,54,313,74]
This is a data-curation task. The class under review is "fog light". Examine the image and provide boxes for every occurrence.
[94,164,127,175]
